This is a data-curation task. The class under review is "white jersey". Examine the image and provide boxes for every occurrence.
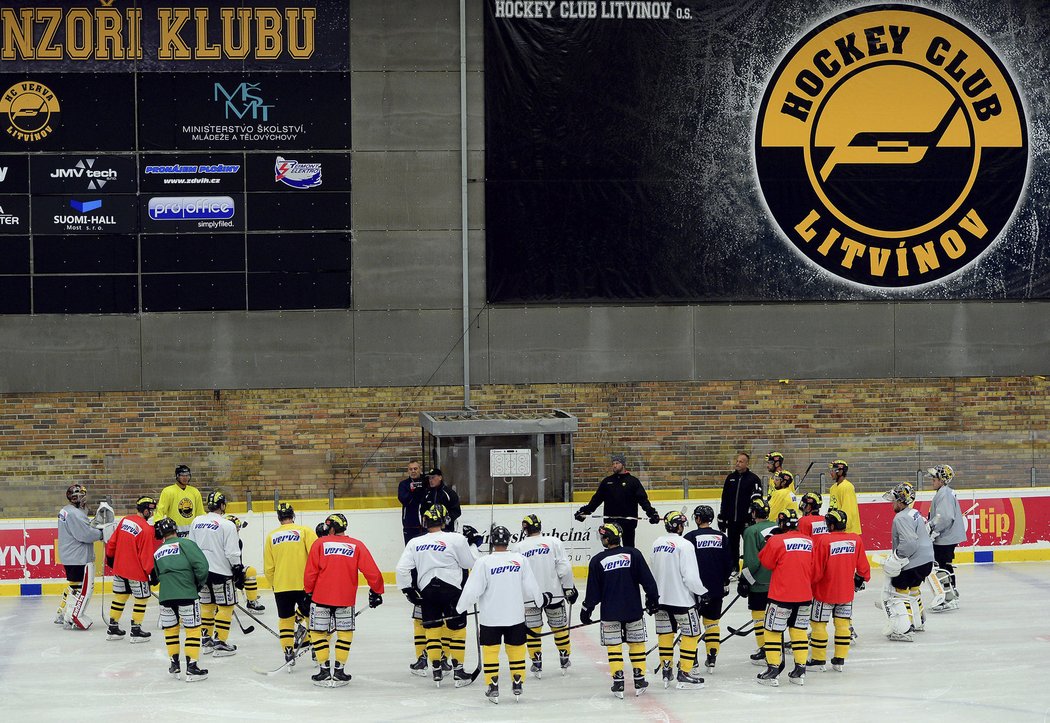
[187,512,240,576]
[650,533,707,607]
[511,534,574,600]
[395,530,478,591]
[456,551,543,627]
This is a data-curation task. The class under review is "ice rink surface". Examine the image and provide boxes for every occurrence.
[2,562,1049,723]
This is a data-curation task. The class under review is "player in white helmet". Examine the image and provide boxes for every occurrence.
[926,465,966,611]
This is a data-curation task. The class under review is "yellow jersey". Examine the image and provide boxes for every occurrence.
[264,523,317,592]
[767,474,795,497]
[156,483,205,534]
[768,487,797,522]
[829,478,861,535]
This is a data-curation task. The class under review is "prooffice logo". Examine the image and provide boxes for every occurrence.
[148,196,235,221]
[213,82,273,121]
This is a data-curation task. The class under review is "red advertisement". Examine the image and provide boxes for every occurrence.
[858,494,1050,550]
[0,527,64,580]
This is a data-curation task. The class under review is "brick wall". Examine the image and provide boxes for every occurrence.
[1,377,1046,517]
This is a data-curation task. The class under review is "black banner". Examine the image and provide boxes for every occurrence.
[485,0,1045,301]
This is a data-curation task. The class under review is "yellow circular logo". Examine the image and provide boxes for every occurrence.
[1,81,61,143]
[755,5,1027,288]
[178,498,194,519]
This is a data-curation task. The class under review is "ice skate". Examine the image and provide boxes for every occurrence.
[559,650,571,673]
[129,625,151,643]
[750,649,766,667]
[408,653,428,677]
[788,663,806,686]
[932,598,959,612]
[611,670,625,699]
[675,668,704,690]
[661,660,673,688]
[432,660,443,687]
[632,667,649,697]
[705,651,717,671]
[806,658,826,671]
[106,622,126,641]
[331,663,351,687]
[887,630,914,642]
[756,664,780,687]
[168,655,181,680]
[201,636,215,655]
[212,639,237,657]
[512,674,523,701]
[184,659,208,682]
[246,599,266,612]
[452,662,474,688]
[831,657,846,672]
[311,664,332,687]
[486,679,499,704]
[530,652,542,678]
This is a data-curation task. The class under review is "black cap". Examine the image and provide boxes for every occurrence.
[426,467,443,477]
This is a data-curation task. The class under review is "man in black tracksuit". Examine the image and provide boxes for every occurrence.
[421,468,461,532]
[574,454,660,548]
[717,452,762,569]
[398,460,428,544]
[580,523,660,698]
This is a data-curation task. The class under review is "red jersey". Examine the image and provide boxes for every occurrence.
[104,514,158,581]
[304,534,385,607]
[811,531,870,604]
[758,530,813,603]
[798,514,829,538]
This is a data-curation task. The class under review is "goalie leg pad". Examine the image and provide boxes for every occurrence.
[66,564,94,630]
[883,595,911,635]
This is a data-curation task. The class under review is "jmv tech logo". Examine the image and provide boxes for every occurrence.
[755,5,1027,288]
[1,81,60,142]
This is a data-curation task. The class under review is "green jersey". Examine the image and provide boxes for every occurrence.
[742,520,777,593]
[154,537,209,603]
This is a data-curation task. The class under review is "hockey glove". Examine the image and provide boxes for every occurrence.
[402,587,424,606]
[737,578,751,598]
[647,511,661,525]
[461,525,483,547]
[148,569,159,587]
[854,573,866,592]
[644,594,659,616]
[298,594,312,618]
[541,592,555,609]
[573,509,588,523]
[563,586,579,604]
[368,590,383,608]
[698,592,712,607]
[579,607,593,625]
[231,564,246,590]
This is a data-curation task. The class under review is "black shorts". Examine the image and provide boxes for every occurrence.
[421,578,466,629]
[891,561,934,589]
[747,590,769,612]
[63,564,88,584]
[274,590,308,619]
[479,622,527,647]
[697,594,725,620]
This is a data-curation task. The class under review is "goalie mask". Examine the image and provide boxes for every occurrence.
[926,464,955,484]
[66,484,88,505]
[882,482,915,507]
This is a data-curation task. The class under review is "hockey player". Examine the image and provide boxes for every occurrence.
[764,452,790,496]
[56,484,114,630]
[926,465,965,611]
[264,502,317,665]
[683,505,733,671]
[809,509,869,671]
[513,513,577,676]
[188,491,243,656]
[153,517,210,681]
[828,460,862,535]
[650,511,706,690]
[104,496,158,642]
[797,492,828,537]
[156,465,205,537]
[303,513,385,687]
[881,482,935,641]
[224,514,264,611]
[395,504,480,687]
[767,470,797,522]
[457,525,547,704]
[756,509,814,687]
[580,522,660,699]
[739,497,776,667]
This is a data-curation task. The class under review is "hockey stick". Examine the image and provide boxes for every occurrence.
[466,605,482,685]
[794,461,815,494]
[588,514,645,520]
[723,622,756,642]
[525,619,598,638]
[253,643,312,676]
[235,601,280,637]
[720,592,742,617]
[421,609,479,626]
[232,608,256,635]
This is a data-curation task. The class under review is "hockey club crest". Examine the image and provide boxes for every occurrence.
[1,81,61,143]
[755,4,1028,288]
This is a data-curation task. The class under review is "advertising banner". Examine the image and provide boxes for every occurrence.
[485,0,1044,302]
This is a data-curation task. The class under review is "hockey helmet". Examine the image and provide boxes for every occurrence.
[422,504,448,529]
[663,510,688,532]
[777,508,799,529]
[521,514,542,534]
[882,482,915,506]
[750,496,771,519]
[66,484,88,504]
[693,505,715,524]
[765,451,784,465]
[206,490,227,511]
[325,513,348,534]
[829,459,848,474]
[154,516,177,540]
[174,465,191,478]
[315,522,329,538]
[598,522,622,546]
[774,470,794,488]
[926,465,955,484]
[490,525,512,547]
[799,492,822,514]
[225,514,247,530]
[136,496,158,517]
[825,509,848,531]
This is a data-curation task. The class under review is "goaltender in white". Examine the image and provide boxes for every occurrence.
[456,525,548,705]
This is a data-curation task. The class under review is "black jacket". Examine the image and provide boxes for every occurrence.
[422,482,461,532]
[582,546,659,622]
[719,469,762,525]
[397,476,427,530]
[579,472,657,523]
